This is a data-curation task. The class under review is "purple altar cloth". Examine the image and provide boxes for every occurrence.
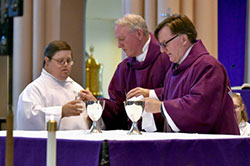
[107,138,250,166]
[0,136,102,166]
[233,89,250,122]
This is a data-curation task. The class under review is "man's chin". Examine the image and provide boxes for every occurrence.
[61,72,70,79]
[126,53,135,58]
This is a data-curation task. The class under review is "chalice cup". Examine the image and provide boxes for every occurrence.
[124,100,144,135]
[85,100,105,133]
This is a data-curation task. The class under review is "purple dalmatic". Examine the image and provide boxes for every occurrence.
[161,40,239,134]
[102,34,171,131]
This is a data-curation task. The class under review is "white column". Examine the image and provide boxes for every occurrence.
[33,0,45,79]
[144,0,157,33]
[13,0,33,129]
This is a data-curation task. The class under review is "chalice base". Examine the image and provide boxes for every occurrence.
[127,122,141,135]
[89,121,102,134]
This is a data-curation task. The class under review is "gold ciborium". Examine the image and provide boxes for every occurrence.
[85,46,103,98]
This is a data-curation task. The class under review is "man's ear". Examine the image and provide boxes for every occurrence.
[44,57,50,66]
[181,34,189,46]
[135,28,144,40]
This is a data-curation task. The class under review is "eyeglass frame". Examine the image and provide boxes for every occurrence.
[159,34,179,48]
[51,58,74,66]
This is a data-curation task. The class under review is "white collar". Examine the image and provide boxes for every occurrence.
[136,35,151,62]
[42,69,72,83]
[177,44,194,65]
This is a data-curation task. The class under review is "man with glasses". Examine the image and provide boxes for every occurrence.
[16,40,90,130]
[80,14,171,132]
[127,14,239,134]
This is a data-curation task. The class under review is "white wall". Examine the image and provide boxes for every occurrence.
[86,0,122,98]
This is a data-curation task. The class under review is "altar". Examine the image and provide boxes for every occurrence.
[1,130,250,166]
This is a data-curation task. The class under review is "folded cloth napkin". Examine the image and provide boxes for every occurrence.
[142,111,157,132]
[128,95,157,132]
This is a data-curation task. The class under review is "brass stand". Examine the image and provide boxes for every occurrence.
[5,105,13,166]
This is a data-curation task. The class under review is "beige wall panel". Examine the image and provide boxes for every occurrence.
[180,0,194,22]
[157,0,180,23]
[33,0,45,79]
[145,0,157,33]
[61,0,84,85]
[45,0,61,43]
[122,0,143,16]
[195,0,218,58]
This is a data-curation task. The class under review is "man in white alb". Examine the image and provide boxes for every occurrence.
[16,40,90,130]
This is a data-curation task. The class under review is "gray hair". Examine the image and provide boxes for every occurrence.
[114,14,149,36]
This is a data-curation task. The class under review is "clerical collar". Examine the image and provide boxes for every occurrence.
[177,44,194,65]
[136,35,151,62]
[42,69,72,83]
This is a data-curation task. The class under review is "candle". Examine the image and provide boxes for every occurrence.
[47,115,57,166]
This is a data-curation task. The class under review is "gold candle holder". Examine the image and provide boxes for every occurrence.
[47,119,57,132]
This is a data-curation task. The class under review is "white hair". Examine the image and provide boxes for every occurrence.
[114,13,149,36]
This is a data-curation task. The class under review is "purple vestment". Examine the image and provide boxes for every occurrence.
[161,40,239,134]
[102,34,171,131]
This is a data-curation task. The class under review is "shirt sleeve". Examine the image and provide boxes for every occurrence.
[16,84,62,130]
[161,103,180,132]
[149,90,159,100]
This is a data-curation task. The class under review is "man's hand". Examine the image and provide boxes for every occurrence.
[142,97,161,113]
[78,89,97,101]
[126,87,149,99]
[62,100,84,118]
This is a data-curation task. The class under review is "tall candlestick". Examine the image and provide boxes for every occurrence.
[47,115,57,166]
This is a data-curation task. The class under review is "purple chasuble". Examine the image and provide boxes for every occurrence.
[162,40,239,134]
[102,34,171,131]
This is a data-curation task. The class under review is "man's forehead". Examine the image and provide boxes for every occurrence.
[115,26,135,39]
[158,26,172,41]
[53,50,72,58]
[115,25,127,33]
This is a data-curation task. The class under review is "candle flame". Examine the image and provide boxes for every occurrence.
[50,115,55,121]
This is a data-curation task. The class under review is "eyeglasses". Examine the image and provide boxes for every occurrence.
[159,34,179,48]
[51,58,74,66]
